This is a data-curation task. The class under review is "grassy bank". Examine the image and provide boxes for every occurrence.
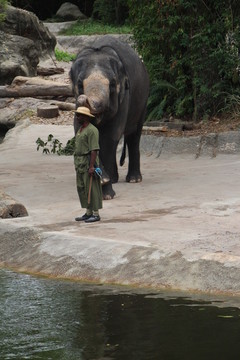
[60,19,131,36]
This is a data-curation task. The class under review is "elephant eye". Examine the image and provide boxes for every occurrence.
[109,79,116,93]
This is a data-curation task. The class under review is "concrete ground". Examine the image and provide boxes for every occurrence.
[0,120,240,296]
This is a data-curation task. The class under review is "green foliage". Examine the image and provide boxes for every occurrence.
[222,91,240,119]
[147,80,178,121]
[129,0,240,121]
[55,48,76,62]
[59,137,75,155]
[0,0,7,23]
[36,135,75,156]
[93,0,129,25]
[61,18,131,36]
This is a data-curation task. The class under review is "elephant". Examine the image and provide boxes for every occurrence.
[70,35,149,200]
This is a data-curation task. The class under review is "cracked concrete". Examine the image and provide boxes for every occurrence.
[0,120,240,296]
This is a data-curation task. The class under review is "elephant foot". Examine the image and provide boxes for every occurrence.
[103,193,115,200]
[126,174,142,183]
[102,183,116,200]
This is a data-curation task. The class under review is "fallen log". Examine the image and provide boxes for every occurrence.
[37,66,64,76]
[46,100,75,111]
[0,76,73,98]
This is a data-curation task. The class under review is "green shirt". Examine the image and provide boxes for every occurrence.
[74,123,100,173]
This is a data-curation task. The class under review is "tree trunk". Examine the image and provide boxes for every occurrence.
[37,105,59,118]
[45,100,75,111]
[0,76,73,98]
[37,66,64,76]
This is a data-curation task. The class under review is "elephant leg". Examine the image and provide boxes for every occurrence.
[99,135,119,184]
[99,134,119,200]
[102,182,116,200]
[125,122,143,183]
[99,160,110,185]
[101,166,116,200]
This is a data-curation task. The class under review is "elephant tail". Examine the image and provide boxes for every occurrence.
[120,137,126,166]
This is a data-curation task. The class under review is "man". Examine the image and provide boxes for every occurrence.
[74,106,102,223]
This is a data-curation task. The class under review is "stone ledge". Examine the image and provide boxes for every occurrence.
[1,226,240,296]
[140,130,240,157]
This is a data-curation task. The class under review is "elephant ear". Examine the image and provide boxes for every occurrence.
[106,47,129,104]
[118,64,129,104]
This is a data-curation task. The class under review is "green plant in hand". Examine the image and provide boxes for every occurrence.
[59,137,75,155]
[36,135,75,155]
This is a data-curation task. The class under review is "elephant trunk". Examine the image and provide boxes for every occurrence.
[83,71,110,117]
[76,93,106,125]
[77,94,89,107]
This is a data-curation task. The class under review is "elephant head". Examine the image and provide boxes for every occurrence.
[70,47,129,127]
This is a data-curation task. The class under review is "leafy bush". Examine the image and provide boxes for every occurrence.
[129,0,240,121]
[93,0,129,25]
[55,48,76,62]
[36,135,75,155]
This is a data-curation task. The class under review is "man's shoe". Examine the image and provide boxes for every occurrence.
[75,214,92,221]
[85,215,100,223]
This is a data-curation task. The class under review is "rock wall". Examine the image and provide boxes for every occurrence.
[0,6,56,85]
[56,34,134,55]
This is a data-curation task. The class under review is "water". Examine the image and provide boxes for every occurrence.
[0,127,9,144]
[0,133,6,144]
[1,269,240,360]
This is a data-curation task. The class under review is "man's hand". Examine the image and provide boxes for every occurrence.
[88,166,95,176]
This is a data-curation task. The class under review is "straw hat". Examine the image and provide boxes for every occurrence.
[75,106,95,117]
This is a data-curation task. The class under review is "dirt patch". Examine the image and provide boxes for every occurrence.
[30,109,75,126]
[28,110,240,138]
[143,116,240,138]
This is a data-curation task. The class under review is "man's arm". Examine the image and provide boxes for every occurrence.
[88,150,97,176]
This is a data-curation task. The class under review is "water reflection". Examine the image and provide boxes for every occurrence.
[1,269,240,360]
[0,127,8,144]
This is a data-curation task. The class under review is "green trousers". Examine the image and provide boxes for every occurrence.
[76,171,102,211]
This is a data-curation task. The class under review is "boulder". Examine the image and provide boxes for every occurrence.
[56,2,87,21]
[0,31,39,85]
[0,5,56,85]
[2,5,56,57]
[56,34,134,55]
[0,98,46,129]
[0,190,28,218]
